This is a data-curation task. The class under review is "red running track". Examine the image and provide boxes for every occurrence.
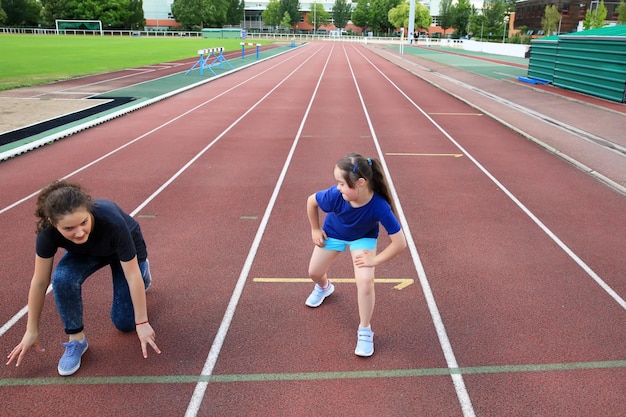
[1,42,625,417]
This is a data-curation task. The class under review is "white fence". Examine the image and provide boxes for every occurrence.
[1,27,526,58]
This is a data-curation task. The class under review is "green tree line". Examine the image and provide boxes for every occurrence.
[0,0,145,29]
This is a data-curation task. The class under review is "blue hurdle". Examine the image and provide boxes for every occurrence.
[240,42,262,60]
[185,47,233,76]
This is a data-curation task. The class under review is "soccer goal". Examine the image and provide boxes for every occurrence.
[55,20,104,36]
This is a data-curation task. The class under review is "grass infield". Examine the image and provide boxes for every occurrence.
[0,35,271,91]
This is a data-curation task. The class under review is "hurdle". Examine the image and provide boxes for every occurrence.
[185,47,233,76]
[240,42,262,60]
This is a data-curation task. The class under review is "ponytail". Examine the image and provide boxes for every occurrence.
[336,153,398,217]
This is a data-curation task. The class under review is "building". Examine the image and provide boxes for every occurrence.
[514,0,622,35]
[141,0,458,35]
[143,0,179,29]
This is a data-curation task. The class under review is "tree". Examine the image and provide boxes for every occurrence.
[618,0,626,24]
[225,0,244,26]
[453,0,473,37]
[307,2,329,31]
[262,0,282,30]
[171,0,229,29]
[332,0,352,29]
[583,0,608,29]
[100,0,136,28]
[124,0,146,30]
[280,11,291,30]
[482,0,507,30]
[40,0,71,26]
[0,6,6,25]
[351,0,370,31]
[369,0,401,34]
[388,0,430,31]
[469,13,488,40]
[280,0,300,26]
[438,0,454,34]
[38,0,145,29]
[541,4,560,35]
[2,0,42,26]
[65,0,102,20]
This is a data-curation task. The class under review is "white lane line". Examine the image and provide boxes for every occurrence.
[347,45,476,417]
[184,44,329,416]
[0,49,309,217]
[0,47,299,161]
[356,46,626,311]
[0,48,312,338]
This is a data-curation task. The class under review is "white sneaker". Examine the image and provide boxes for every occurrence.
[305,282,335,307]
[355,327,374,357]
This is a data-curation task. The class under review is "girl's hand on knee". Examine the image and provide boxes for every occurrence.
[354,250,375,268]
[136,322,161,358]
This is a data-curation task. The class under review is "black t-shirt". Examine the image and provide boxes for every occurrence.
[36,199,147,262]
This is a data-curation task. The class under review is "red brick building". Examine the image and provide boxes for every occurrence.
[514,0,622,35]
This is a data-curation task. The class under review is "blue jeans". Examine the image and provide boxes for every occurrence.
[52,252,151,334]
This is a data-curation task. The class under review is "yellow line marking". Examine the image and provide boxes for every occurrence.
[428,113,483,116]
[386,152,464,158]
[253,278,414,290]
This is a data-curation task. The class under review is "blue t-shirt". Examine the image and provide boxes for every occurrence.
[316,186,401,240]
[36,199,147,262]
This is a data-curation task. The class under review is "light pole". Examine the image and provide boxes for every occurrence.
[502,14,509,43]
[313,1,316,35]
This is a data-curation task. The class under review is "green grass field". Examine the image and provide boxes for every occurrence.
[0,35,270,91]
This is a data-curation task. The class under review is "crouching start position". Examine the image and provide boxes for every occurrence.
[6,180,160,376]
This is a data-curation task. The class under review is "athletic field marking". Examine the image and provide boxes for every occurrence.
[349,45,476,417]
[428,112,483,116]
[0,48,307,216]
[1,48,313,348]
[184,45,329,417]
[253,277,414,290]
[355,46,626,313]
[3,359,624,387]
[493,71,519,77]
[386,152,464,158]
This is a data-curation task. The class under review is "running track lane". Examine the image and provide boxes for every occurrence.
[1,42,625,416]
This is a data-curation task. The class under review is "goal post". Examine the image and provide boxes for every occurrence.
[55,20,104,36]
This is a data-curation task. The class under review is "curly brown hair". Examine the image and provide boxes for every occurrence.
[35,180,94,233]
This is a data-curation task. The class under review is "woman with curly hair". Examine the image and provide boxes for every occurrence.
[6,180,160,376]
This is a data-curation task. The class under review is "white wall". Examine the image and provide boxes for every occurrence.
[461,39,530,58]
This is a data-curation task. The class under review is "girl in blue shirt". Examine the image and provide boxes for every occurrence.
[6,180,160,375]
[306,153,407,356]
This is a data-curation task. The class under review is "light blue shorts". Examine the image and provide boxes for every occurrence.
[323,237,377,252]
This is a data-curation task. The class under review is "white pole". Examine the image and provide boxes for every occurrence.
[408,0,416,44]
